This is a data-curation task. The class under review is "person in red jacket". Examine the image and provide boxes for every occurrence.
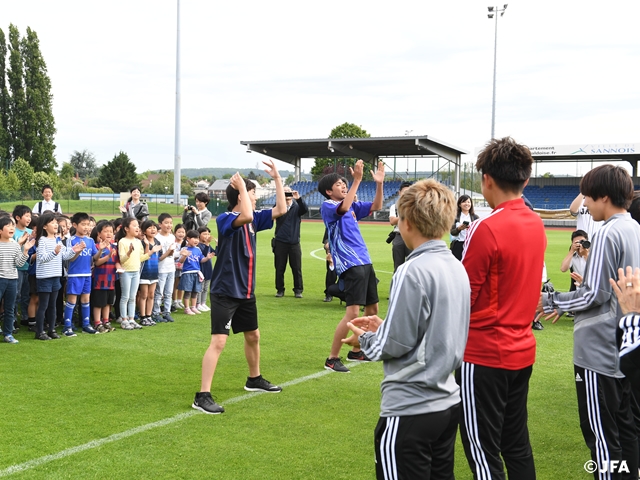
[457,137,546,480]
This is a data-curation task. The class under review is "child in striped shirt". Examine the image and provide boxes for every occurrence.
[0,216,34,344]
[90,220,118,333]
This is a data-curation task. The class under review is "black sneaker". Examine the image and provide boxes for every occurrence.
[324,357,350,373]
[347,350,370,362]
[47,331,61,339]
[244,376,282,393]
[294,292,303,298]
[323,295,333,302]
[275,291,284,298]
[532,321,544,331]
[192,392,225,414]
[35,332,52,341]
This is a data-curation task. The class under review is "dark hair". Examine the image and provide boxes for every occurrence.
[456,194,475,216]
[41,184,53,193]
[12,205,31,221]
[476,137,533,194]
[182,229,200,247]
[174,223,186,234]
[140,219,157,235]
[158,213,173,223]
[197,226,210,234]
[399,181,413,190]
[89,216,96,223]
[115,217,138,243]
[195,192,210,205]
[226,178,255,210]
[36,212,57,244]
[571,229,588,241]
[130,186,141,193]
[0,216,14,231]
[71,212,90,225]
[580,164,634,209]
[91,220,114,243]
[112,217,123,231]
[628,191,640,225]
[318,173,348,199]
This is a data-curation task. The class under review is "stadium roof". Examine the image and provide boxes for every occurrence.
[240,135,468,164]
[529,143,640,177]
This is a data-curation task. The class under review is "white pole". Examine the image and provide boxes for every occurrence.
[490,8,498,139]
[173,0,181,205]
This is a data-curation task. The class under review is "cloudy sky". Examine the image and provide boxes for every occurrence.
[4,1,640,177]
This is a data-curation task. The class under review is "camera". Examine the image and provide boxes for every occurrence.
[187,205,195,210]
[578,239,591,249]
[386,231,397,244]
[463,221,470,226]
[285,192,293,198]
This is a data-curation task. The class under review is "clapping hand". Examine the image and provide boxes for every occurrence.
[152,244,163,254]
[72,241,86,253]
[128,243,135,255]
[349,160,364,182]
[23,238,35,252]
[610,266,640,315]
[54,244,62,255]
[18,231,29,245]
[98,240,110,251]
[371,160,385,183]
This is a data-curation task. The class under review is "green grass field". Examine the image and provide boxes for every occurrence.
[1,222,592,479]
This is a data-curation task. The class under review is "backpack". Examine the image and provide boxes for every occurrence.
[38,201,59,214]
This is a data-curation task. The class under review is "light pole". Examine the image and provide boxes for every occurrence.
[488,4,508,139]
[31,182,35,199]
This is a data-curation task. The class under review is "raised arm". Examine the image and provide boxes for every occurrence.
[230,173,253,228]
[264,159,286,219]
[569,193,583,215]
[370,160,385,212]
[338,160,363,215]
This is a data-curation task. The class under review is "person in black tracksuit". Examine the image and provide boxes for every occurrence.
[273,187,308,298]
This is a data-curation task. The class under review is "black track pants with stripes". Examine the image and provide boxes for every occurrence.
[456,362,536,480]
[575,366,638,480]
[374,404,459,480]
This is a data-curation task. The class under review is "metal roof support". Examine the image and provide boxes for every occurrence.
[328,141,376,163]
[245,144,297,163]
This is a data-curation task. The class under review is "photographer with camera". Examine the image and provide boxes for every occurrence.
[560,229,590,293]
[388,181,412,272]
[449,194,479,261]
[182,192,212,232]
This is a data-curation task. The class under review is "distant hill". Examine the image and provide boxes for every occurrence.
[157,167,311,180]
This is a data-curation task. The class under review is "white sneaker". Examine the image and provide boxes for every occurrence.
[130,319,143,329]
[177,301,185,309]
[120,320,131,330]
[199,304,210,312]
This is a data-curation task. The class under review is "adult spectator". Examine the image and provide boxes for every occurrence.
[182,192,212,231]
[458,137,545,479]
[119,186,149,223]
[560,229,589,292]
[570,191,603,239]
[33,185,62,215]
[388,181,412,271]
[274,186,308,298]
[449,194,479,261]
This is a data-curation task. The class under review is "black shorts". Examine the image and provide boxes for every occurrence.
[28,274,37,295]
[210,295,258,335]
[342,264,379,307]
[91,289,116,308]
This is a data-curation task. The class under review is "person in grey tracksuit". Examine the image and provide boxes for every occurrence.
[347,179,470,480]
[542,165,640,480]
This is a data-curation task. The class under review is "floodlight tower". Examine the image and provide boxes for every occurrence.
[173,0,182,205]
[488,4,508,139]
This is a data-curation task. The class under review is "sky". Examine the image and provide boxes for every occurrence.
[4,0,640,177]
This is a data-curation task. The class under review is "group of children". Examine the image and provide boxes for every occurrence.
[0,207,216,343]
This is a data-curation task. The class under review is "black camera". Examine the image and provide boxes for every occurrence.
[578,239,591,249]
[462,221,470,226]
[386,231,397,244]
[187,205,194,210]
[285,192,293,198]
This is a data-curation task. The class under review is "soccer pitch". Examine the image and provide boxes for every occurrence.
[1,222,589,479]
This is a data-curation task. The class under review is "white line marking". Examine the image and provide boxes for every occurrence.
[0,366,364,477]
[309,248,393,275]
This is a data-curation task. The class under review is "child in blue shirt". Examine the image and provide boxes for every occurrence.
[178,230,213,315]
[12,205,32,327]
[64,212,108,335]
[138,220,162,326]
[318,159,385,373]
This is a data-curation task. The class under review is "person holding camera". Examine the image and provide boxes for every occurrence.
[388,181,412,272]
[449,194,478,261]
[273,186,308,298]
[560,229,590,293]
[182,192,212,232]
[119,186,149,223]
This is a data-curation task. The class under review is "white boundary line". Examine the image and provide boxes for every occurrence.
[0,366,363,477]
[309,248,394,275]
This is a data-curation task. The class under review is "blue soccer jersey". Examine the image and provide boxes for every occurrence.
[181,246,203,274]
[199,243,215,281]
[67,236,98,277]
[211,209,273,299]
[321,199,373,276]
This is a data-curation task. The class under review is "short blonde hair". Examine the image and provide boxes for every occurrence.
[397,179,456,239]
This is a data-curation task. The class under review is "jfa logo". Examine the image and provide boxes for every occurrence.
[584,459,630,474]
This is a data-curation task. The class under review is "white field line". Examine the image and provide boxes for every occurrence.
[309,248,393,275]
[0,366,363,477]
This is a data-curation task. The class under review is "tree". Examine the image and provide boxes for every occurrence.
[20,27,56,172]
[69,149,98,179]
[59,161,74,180]
[311,123,371,180]
[33,170,54,194]
[7,24,26,166]
[10,156,34,191]
[285,174,295,185]
[0,28,10,168]
[222,173,232,179]
[97,151,138,193]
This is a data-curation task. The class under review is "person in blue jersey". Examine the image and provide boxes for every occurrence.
[318,159,385,373]
[64,212,109,335]
[192,161,287,415]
